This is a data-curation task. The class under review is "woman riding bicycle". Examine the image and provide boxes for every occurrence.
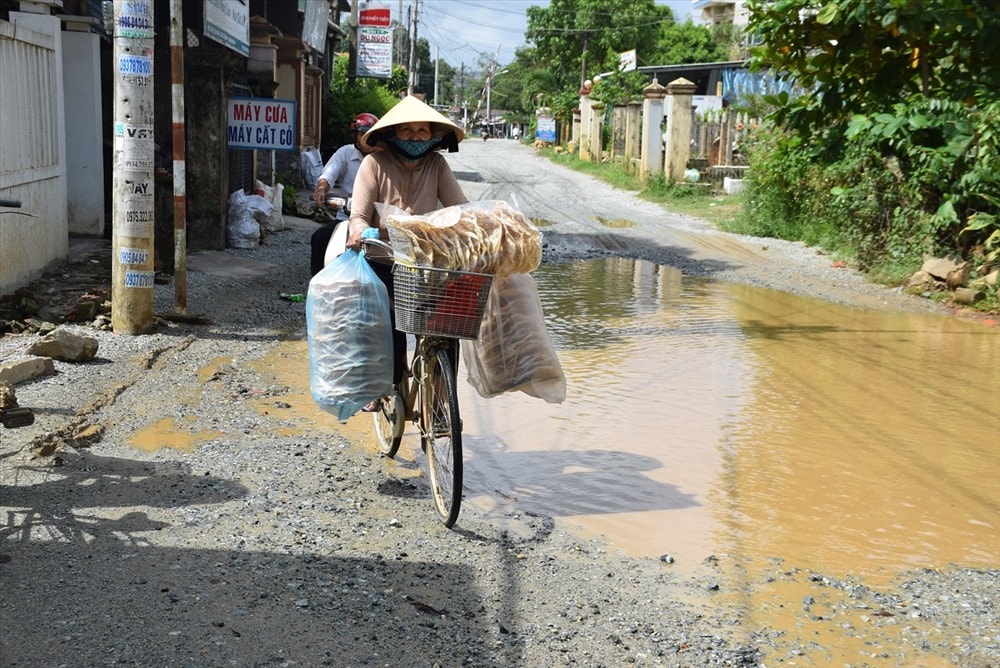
[345,95,469,411]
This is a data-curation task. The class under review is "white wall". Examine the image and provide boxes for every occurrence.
[0,14,69,294]
[62,29,105,237]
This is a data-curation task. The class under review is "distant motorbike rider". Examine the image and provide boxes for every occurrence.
[310,113,379,275]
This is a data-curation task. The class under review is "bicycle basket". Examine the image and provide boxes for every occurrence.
[391,263,494,339]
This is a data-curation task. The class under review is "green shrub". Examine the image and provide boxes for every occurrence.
[734,127,813,240]
[734,123,955,279]
[282,185,297,212]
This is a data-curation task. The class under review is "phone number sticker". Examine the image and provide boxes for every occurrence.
[118,247,149,265]
[124,270,155,288]
[119,196,154,238]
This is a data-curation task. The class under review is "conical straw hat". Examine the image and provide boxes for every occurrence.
[360,95,465,151]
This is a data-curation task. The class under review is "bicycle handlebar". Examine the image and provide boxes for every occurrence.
[361,237,396,266]
[360,237,393,254]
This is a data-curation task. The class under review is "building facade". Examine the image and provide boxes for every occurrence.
[1,0,348,294]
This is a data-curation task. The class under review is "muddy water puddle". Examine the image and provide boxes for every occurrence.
[127,416,224,453]
[455,259,999,586]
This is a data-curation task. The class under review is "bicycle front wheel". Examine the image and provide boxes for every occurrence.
[373,391,404,458]
[421,347,463,527]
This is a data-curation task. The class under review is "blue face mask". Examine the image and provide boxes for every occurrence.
[386,136,441,161]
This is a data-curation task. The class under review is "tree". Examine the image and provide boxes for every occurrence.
[526,0,674,90]
[323,55,407,155]
[742,0,999,272]
[746,0,1000,136]
[413,37,433,97]
[655,20,730,65]
[430,59,458,107]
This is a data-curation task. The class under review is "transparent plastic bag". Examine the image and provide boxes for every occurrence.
[226,189,261,249]
[306,248,393,421]
[462,272,566,403]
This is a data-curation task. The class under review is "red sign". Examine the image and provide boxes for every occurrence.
[360,5,390,28]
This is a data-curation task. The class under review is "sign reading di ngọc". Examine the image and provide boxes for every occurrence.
[357,3,392,79]
[227,97,297,151]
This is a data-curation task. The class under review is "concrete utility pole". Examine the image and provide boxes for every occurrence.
[396,0,403,66]
[486,63,493,128]
[407,0,418,95]
[349,0,359,82]
[470,46,501,131]
[170,0,187,314]
[111,0,155,334]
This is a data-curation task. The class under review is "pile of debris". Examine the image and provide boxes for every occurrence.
[0,285,112,336]
[0,243,114,336]
[906,255,999,305]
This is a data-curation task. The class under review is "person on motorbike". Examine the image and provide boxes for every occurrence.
[309,112,378,276]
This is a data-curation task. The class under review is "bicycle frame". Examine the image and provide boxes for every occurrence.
[380,333,454,443]
[363,236,485,527]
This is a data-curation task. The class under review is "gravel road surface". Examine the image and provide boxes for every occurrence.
[1,139,995,667]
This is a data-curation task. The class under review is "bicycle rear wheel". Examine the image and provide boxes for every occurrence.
[421,347,463,527]
[373,390,404,458]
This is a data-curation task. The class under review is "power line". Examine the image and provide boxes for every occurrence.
[530,17,676,35]
[417,3,513,65]
[401,0,696,69]
[419,3,529,36]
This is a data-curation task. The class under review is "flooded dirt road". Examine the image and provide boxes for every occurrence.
[192,140,995,664]
[452,259,999,588]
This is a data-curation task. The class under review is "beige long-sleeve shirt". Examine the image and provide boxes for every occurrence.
[348,150,468,243]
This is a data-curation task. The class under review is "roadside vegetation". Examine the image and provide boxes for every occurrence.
[737,0,999,310]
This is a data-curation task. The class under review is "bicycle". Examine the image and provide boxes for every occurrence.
[361,237,494,527]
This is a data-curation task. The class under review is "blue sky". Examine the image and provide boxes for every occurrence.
[400,0,696,68]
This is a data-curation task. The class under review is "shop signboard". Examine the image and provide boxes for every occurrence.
[358,3,392,78]
[205,0,249,57]
[536,113,556,142]
[227,97,297,151]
